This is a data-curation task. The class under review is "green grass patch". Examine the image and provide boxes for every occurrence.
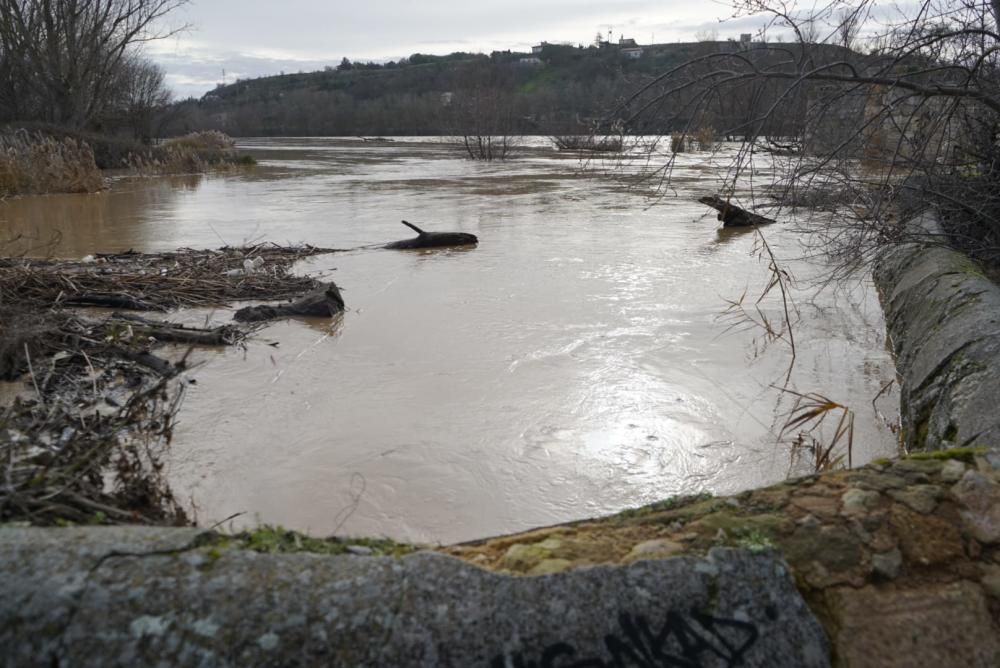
[733,528,775,553]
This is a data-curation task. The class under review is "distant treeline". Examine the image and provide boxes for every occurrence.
[164,41,849,138]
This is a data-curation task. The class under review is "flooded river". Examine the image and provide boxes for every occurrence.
[1,138,899,544]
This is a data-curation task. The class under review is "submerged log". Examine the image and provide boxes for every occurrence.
[698,196,776,227]
[233,282,345,323]
[383,221,478,250]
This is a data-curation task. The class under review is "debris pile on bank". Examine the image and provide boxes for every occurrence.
[0,244,341,526]
[0,243,337,311]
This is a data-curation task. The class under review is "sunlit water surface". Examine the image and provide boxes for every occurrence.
[1,138,898,543]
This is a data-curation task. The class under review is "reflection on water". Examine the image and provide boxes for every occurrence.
[1,175,205,256]
[0,138,899,543]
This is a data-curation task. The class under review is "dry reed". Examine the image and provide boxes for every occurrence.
[695,126,718,151]
[127,131,254,175]
[779,388,856,473]
[0,129,103,197]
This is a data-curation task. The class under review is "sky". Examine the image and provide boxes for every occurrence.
[146,0,770,99]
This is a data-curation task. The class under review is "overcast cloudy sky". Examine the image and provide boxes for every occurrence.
[147,0,768,99]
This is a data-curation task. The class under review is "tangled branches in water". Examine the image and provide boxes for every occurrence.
[0,242,340,525]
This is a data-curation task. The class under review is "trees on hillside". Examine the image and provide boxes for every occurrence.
[618,0,1000,271]
[0,0,186,135]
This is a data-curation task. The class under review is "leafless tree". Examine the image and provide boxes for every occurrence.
[0,0,188,128]
[834,5,865,50]
[616,0,1000,273]
[446,64,523,161]
[112,53,171,140]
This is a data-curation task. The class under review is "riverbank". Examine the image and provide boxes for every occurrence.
[2,451,997,666]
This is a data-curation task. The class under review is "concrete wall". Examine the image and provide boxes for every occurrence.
[0,527,828,667]
[874,212,1000,460]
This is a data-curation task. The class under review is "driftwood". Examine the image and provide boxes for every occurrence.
[110,313,244,346]
[698,196,776,227]
[2,244,339,311]
[383,221,479,250]
[62,293,166,311]
[233,282,345,323]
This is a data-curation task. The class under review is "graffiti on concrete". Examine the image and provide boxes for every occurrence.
[491,607,768,667]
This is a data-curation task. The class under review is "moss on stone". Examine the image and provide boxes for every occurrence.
[944,254,987,278]
[612,493,714,521]
[197,543,230,570]
[905,446,987,463]
[690,511,794,538]
[500,543,554,571]
[232,525,419,557]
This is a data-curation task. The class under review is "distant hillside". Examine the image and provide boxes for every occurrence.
[162,41,854,138]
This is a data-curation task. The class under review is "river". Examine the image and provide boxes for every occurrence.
[0,137,898,544]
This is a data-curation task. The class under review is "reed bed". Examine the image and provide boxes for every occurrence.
[127,131,255,175]
[0,129,104,197]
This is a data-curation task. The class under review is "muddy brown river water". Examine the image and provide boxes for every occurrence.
[1,138,899,543]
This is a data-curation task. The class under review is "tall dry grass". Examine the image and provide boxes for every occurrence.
[695,126,718,151]
[0,130,103,197]
[127,130,254,175]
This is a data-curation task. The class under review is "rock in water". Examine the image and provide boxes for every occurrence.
[383,220,478,249]
[233,282,344,322]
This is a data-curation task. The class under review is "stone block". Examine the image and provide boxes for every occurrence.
[828,582,1000,667]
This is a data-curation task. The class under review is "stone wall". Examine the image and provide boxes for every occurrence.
[873,212,1000,460]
